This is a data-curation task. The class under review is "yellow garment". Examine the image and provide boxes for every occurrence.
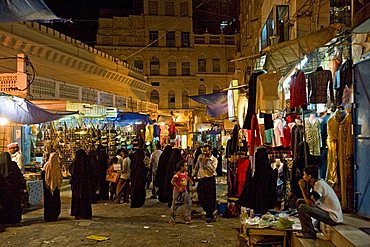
[305,118,321,156]
[326,116,340,185]
[255,73,285,113]
[145,125,154,142]
[43,152,63,194]
[338,112,354,209]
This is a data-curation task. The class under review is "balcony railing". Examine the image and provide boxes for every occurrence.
[193,34,236,45]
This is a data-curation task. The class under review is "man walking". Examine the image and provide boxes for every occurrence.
[192,145,217,223]
[149,143,162,199]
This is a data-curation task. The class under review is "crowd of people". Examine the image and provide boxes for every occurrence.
[0,140,343,239]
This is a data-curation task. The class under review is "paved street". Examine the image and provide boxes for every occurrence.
[0,189,245,247]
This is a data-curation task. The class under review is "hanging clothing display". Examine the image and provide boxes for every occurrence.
[334,59,353,106]
[290,70,307,108]
[338,112,354,210]
[273,117,284,147]
[244,70,265,129]
[237,94,248,128]
[326,111,345,185]
[257,115,266,144]
[255,73,285,113]
[236,158,250,197]
[305,117,321,156]
[291,122,304,159]
[307,69,334,104]
[282,124,292,147]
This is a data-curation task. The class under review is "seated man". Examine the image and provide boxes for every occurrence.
[296,166,343,239]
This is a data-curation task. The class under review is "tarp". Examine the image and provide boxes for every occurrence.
[188,91,228,117]
[0,0,61,22]
[0,93,77,124]
[107,112,153,126]
[263,23,347,70]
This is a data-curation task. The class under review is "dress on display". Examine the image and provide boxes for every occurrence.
[308,69,334,104]
[326,112,343,185]
[290,70,307,108]
[305,118,321,156]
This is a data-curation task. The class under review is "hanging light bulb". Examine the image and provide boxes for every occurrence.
[0,116,9,125]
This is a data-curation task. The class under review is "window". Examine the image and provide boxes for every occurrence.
[180,2,189,16]
[198,84,206,95]
[150,57,160,75]
[165,1,175,16]
[182,61,190,75]
[134,60,144,70]
[198,59,206,72]
[166,31,176,47]
[168,90,176,108]
[181,32,190,47]
[150,90,160,104]
[213,85,221,93]
[182,90,189,108]
[276,5,289,43]
[168,61,177,75]
[148,1,158,15]
[149,31,158,47]
[151,82,160,86]
[227,60,235,72]
[213,59,220,72]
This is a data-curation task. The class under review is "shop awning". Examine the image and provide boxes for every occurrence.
[0,0,62,22]
[188,92,228,117]
[263,23,347,70]
[107,112,153,126]
[0,93,77,124]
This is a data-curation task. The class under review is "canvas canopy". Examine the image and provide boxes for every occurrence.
[188,91,228,117]
[0,93,77,124]
[107,112,153,126]
[0,0,60,22]
[263,23,347,70]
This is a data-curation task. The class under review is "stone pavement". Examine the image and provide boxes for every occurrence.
[0,189,246,247]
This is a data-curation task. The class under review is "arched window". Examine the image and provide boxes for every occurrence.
[182,90,189,108]
[198,84,206,95]
[150,56,160,75]
[213,85,221,93]
[198,54,207,72]
[182,57,190,76]
[150,90,159,104]
[168,90,176,108]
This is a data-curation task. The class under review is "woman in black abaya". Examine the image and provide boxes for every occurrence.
[162,148,184,206]
[154,145,173,203]
[0,152,24,224]
[42,152,63,221]
[130,144,147,208]
[96,145,109,201]
[70,149,94,219]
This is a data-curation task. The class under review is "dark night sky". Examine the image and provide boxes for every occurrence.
[42,0,239,45]
[43,0,143,44]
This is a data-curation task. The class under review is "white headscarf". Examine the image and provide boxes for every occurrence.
[44,152,63,194]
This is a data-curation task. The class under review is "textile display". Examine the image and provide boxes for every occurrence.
[308,69,334,104]
[255,73,285,113]
[27,180,44,205]
[326,113,342,185]
[244,70,265,129]
[290,70,307,108]
[305,118,322,156]
[236,158,249,197]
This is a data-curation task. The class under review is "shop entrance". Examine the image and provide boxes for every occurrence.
[353,58,370,218]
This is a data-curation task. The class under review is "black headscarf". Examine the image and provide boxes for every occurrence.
[0,152,10,177]
[70,149,93,199]
[154,145,172,189]
[130,148,146,208]
[163,148,184,206]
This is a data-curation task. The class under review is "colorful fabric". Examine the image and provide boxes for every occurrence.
[290,70,307,108]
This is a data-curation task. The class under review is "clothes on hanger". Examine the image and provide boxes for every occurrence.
[290,70,307,108]
[244,70,265,129]
[255,73,285,113]
[308,69,334,104]
[305,115,321,156]
[291,119,304,159]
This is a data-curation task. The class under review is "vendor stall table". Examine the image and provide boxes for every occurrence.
[241,224,297,247]
[27,180,43,205]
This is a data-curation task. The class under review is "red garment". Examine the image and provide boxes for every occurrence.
[248,114,261,155]
[282,125,291,147]
[172,171,189,192]
[290,70,307,108]
[236,158,249,197]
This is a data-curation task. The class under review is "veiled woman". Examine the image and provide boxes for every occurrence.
[70,149,94,219]
[0,152,24,224]
[162,148,184,206]
[154,145,173,203]
[42,152,63,222]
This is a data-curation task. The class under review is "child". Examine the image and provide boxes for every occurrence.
[169,160,193,225]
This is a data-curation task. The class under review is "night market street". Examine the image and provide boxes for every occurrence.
[0,189,244,247]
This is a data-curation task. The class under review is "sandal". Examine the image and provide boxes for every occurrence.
[296,232,316,239]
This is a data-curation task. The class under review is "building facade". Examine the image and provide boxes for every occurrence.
[96,0,238,138]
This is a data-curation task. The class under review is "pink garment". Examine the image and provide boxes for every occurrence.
[237,158,250,197]
[274,118,284,147]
